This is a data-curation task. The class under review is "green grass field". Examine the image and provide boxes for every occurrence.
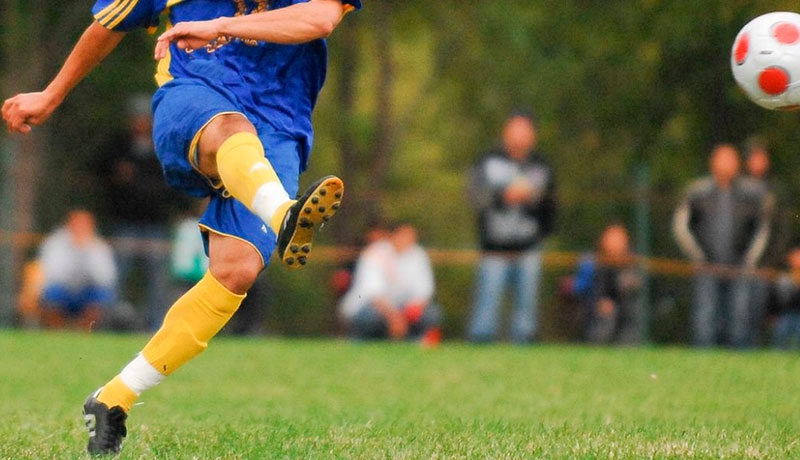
[1,330,798,459]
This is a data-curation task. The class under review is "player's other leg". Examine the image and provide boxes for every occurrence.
[84,233,259,456]
[197,114,343,268]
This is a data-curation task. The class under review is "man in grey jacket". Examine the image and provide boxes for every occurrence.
[673,144,771,347]
[466,111,557,343]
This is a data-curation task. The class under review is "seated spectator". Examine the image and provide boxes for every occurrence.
[585,224,644,345]
[769,247,800,350]
[338,223,441,342]
[329,221,391,300]
[38,209,118,331]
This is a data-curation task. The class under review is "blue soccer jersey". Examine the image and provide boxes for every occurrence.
[91,0,361,160]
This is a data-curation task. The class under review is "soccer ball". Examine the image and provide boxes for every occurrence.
[731,11,800,110]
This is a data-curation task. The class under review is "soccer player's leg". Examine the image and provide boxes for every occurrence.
[85,232,258,455]
[199,114,343,268]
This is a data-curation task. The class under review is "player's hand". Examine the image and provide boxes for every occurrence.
[155,19,223,59]
[2,91,59,134]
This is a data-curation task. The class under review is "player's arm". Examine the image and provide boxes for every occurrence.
[154,0,351,59]
[2,21,125,134]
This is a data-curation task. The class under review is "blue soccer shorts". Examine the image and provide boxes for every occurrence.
[152,64,303,266]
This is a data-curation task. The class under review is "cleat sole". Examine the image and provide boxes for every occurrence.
[277,176,343,269]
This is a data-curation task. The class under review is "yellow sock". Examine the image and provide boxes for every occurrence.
[216,132,294,234]
[142,271,245,376]
[95,272,244,412]
[96,376,137,413]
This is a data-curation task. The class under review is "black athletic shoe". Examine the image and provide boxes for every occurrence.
[83,390,128,456]
[277,175,343,268]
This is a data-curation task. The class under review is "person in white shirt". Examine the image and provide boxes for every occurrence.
[39,209,118,330]
[339,223,441,340]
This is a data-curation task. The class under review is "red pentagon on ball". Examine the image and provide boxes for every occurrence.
[734,33,749,65]
[773,21,800,45]
[758,66,790,95]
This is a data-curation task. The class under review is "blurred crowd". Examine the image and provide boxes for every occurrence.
[11,103,800,351]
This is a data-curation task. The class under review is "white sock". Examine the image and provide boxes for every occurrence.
[251,182,292,232]
[119,353,166,395]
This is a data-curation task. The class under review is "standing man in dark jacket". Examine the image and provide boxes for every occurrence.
[96,95,184,329]
[673,144,771,348]
[467,110,557,343]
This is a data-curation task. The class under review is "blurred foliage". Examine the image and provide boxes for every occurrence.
[4,0,800,338]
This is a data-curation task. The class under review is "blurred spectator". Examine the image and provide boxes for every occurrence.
[769,247,800,350]
[554,253,595,341]
[673,144,771,348]
[744,137,784,265]
[466,110,557,343]
[94,94,184,329]
[743,137,781,343]
[338,223,441,342]
[585,224,644,345]
[38,210,117,331]
[329,221,391,300]
[169,201,210,292]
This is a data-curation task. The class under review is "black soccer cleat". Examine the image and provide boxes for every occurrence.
[83,390,128,456]
[277,175,343,269]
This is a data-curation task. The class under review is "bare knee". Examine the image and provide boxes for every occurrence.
[197,114,257,178]
[207,232,263,294]
[210,259,261,295]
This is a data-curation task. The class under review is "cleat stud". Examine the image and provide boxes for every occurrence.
[334,192,342,199]
[304,207,312,214]
[322,215,330,222]
[318,206,326,213]
[298,256,307,265]
[290,245,299,253]
[286,257,295,265]
[311,197,320,204]
[319,189,327,196]
[302,245,311,253]
[331,203,341,210]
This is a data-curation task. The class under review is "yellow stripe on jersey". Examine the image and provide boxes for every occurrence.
[106,0,141,30]
[96,0,134,28]
[155,19,174,86]
[155,47,173,86]
[94,0,125,24]
[166,0,187,6]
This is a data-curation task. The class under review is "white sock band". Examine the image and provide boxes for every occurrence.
[251,182,291,224]
[119,353,166,395]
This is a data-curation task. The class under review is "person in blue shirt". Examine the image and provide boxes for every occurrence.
[3,0,360,455]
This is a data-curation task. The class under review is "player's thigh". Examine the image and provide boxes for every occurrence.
[152,80,247,196]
